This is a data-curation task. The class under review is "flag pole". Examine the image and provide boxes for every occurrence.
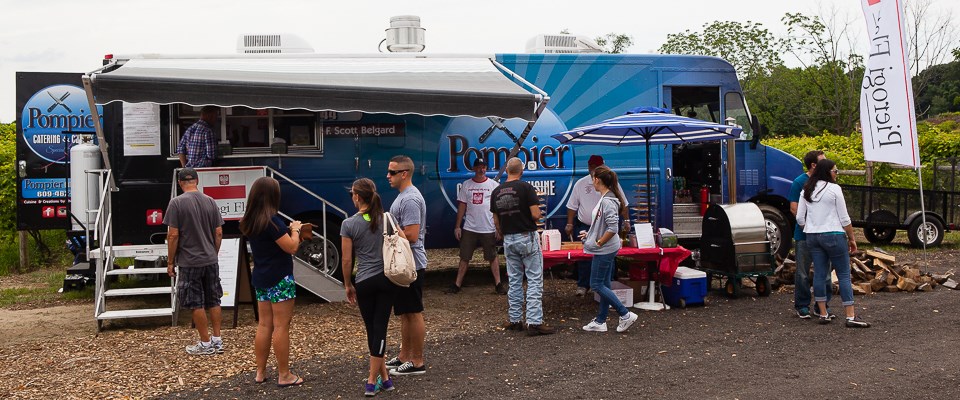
[917,166,929,262]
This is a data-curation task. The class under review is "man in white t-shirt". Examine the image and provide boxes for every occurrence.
[448,158,505,295]
[565,155,629,296]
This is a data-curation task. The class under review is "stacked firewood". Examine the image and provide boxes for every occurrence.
[774,249,957,294]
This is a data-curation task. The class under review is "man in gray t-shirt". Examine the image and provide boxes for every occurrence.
[385,155,429,376]
[164,168,225,355]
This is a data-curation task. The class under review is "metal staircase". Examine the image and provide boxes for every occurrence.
[88,166,348,330]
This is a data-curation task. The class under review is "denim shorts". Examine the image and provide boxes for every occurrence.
[255,275,297,303]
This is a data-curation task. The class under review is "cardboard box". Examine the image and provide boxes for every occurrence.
[617,278,648,304]
[594,280,634,307]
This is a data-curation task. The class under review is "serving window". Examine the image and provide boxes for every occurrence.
[171,105,323,155]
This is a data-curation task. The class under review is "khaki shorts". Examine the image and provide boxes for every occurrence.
[459,230,497,261]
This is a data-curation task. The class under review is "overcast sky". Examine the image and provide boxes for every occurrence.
[3,0,958,123]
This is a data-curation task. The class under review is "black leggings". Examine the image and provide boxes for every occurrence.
[354,273,396,358]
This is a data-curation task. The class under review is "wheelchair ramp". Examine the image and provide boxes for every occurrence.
[293,257,346,302]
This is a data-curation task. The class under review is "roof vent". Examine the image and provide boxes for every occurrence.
[384,15,426,52]
[237,34,314,54]
[525,34,604,54]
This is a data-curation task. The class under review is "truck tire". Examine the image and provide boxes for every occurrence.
[907,217,944,248]
[296,216,343,280]
[758,204,790,259]
[864,210,898,244]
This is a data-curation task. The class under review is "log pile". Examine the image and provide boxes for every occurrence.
[774,248,956,294]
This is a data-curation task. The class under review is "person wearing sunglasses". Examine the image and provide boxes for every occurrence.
[384,155,429,376]
[796,158,870,328]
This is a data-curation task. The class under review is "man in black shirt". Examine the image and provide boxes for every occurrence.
[490,157,555,336]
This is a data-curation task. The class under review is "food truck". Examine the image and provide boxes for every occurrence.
[15,31,803,322]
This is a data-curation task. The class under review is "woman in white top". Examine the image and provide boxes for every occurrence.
[796,159,870,328]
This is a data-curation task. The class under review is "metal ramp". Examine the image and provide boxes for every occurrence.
[87,166,348,330]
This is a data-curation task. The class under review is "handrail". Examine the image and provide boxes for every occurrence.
[266,167,349,218]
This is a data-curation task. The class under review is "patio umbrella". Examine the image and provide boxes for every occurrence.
[551,106,743,227]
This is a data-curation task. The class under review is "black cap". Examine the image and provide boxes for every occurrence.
[177,168,198,181]
[472,158,487,168]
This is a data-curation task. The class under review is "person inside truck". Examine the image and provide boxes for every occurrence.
[565,155,629,296]
[789,150,828,319]
[447,157,506,295]
[796,158,870,328]
[177,105,219,168]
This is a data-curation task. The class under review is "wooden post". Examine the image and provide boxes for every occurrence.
[865,161,874,186]
[18,231,29,273]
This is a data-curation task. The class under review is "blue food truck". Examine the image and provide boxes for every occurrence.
[15,52,802,286]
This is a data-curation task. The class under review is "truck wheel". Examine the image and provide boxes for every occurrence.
[907,217,944,248]
[296,216,343,280]
[758,204,790,260]
[864,210,897,244]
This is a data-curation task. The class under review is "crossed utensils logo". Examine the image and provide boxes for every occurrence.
[478,117,519,146]
[46,90,71,113]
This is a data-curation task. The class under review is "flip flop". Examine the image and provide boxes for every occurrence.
[277,374,304,388]
[254,376,268,384]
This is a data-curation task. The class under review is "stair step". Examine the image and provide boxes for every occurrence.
[104,287,172,297]
[98,308,174,320]
[106,267,168,276]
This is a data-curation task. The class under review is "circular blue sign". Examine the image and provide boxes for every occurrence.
[21,84,102,164]
[436,108,575,218]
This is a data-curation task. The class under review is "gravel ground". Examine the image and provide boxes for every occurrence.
[2,250,959,399]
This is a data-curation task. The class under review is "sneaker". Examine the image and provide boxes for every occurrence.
[617,312,639,333]
[796,307,811,319]
[495,282,508,295]
[582,320,607,332]
[845,316,871,328]
[818,315,832,325]
[502,321,524,331]
[526,324,556,336]
[185,341,216,355]
[385,356,404,370]
[379,377,395,392]
[389,361,427,376]
[575,287,587,296]
[812,308,836,320]
[212,339,224,354]
[364,382,379,397]
[444,284,461,294]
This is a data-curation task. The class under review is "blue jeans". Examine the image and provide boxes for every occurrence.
[807,233,854,307]
[574,220,614,287]
[503,231,545,325]
[794,239,831,310]
[590,251,628,323]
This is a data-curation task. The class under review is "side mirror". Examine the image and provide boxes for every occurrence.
[749,116,762,150]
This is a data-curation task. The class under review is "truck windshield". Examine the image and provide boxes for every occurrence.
[724,92,753,140]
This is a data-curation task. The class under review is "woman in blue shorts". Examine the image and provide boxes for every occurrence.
[341,178,397,396]
[240,176,305,387]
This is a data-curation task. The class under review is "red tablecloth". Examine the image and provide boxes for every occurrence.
[542,246,692,285]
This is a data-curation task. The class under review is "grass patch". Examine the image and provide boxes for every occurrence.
[0,230,74,275]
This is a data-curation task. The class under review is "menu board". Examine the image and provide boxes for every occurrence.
[218,238,241,307]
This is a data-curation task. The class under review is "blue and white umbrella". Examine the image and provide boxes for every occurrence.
[551,107,743,226]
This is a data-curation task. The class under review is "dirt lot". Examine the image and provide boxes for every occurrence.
[1,249,959,399]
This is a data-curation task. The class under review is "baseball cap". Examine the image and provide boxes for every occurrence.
[588,155,604,167]
[177,168,198,181]
[472,158,487,168]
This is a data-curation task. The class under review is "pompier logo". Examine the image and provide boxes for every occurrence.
[436,108,575,218]
[21,85,102,164]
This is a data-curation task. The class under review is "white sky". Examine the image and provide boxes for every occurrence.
[3,0,958,123]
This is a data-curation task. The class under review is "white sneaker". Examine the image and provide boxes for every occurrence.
[582,320,607,332]
[185,341,216,355]
[617,312,639,332]
[212,339,224,354]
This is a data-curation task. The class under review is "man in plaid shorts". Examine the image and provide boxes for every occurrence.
[165,168,225,355]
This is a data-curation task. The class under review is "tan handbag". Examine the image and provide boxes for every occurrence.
[382,212,417,287]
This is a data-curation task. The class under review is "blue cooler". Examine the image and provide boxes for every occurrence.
[663,267,707,308]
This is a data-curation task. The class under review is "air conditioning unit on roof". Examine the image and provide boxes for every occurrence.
[236,34,314,54]
[526,34,604,54]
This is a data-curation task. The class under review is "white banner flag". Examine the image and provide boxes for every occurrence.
[860,0,920,168]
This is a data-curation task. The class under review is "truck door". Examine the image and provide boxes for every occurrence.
[665,86,723,236]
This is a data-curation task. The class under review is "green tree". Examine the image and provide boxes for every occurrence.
[914,60,960,115]
[658,21,784,78]
[0,123,17,242]
[594,33,633,54]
